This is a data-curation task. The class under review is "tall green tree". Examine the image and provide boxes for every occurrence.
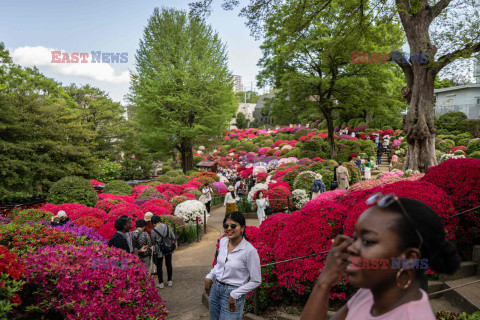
[257,0,405,158]
[0,43,98,203]
[65,84,127,159]
[129,8,237,173]
[235,112,248,129]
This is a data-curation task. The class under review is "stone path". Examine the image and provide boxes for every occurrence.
[157,206,259,319]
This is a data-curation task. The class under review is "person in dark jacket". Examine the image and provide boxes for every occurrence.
[377,145,383,165]
[247,174,255,193]
[108,215,148,254]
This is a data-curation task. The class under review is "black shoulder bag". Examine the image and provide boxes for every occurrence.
[153,227,176,255]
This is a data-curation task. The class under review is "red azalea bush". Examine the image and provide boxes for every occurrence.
[180,193,197,200]
[256,213,291,263]
[340,181,458,241]
[94,198,124,213]
[141,199,173,214]
[11,209,53,224]
[90,179,105,187]
[73,216,104,231]
[108,203,144,221]
[0,223,86,256]
[23,244,168,320]
[161,191,176,201]
[141,204,171,216]
[268,181,291,192]
[132,185,150,198]
[245,226,259,244]
[0,245,26,315]
[421,159,480,258]
[256,172,269,182]
[451,146,467,153]
[97,222,116,240]
[170,196,191,210]
[274,200,351,299]
[97,194,135,203]
[267,187,292,212]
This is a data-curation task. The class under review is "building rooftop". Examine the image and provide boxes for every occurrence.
[434,83,480,93]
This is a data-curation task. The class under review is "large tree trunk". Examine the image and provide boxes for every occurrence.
[397,6,439,173]
[403,68,437,172]
[179,138,194,173]
[324,112,337,159]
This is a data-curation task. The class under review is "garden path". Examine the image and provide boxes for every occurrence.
[157,205,259,319]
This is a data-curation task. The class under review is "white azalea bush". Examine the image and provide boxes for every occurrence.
[278,157,298,165]
[281,144,293,150]
[174,200,208,225]
[439,153,465,163]
[292,189,310,210]
[253,166,267,176]
[247,183,269,205]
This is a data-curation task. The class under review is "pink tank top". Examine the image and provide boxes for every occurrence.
[345,288,435,320]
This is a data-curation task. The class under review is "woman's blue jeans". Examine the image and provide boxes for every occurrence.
[209,281,245,320]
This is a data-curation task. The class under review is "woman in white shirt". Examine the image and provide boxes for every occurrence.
[255,191,269,225]
[202,183,214,213]
[205,212,261,320]
[224,185,237,215]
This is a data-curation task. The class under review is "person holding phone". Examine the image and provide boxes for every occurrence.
[205,212,261,320]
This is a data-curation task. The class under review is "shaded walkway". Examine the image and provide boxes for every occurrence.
[158,205,259,319]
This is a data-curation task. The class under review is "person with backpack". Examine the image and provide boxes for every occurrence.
[131,219,153,267]
[151,215,176,289]
[108,216,149,255]
[311,174,325,199]
[235,178,246,199]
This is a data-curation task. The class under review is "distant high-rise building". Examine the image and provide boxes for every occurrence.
[233,75,243,92]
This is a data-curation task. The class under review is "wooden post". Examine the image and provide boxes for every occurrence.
[196,218,200,242]
[204,211,207,234]
[173,223,178,247]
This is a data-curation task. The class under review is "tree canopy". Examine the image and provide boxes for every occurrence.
[129,7,237,173]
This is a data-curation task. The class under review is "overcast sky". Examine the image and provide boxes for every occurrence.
[0,0,264,105]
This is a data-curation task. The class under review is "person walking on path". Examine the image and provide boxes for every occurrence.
[364,158,372,180]
[247,174,255,193]
[336,162,350,191]
[131,219,153,267]
[255,191,269,225]
[301,195,460,320]
[151,215,176,289]
[203,183,214,214]
[205,212,261,320]
[224,186,237,215]
[311,174,325,200]
[377,146,383,165]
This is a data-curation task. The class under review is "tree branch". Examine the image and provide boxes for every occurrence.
[428,0,452,21]
[395,0,412,22]
[435,42,480,72]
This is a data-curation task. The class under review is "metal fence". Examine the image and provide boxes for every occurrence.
[435,103,480,119]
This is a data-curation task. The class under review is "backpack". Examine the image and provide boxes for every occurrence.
[153,227,176,255]
[132,230,151,258]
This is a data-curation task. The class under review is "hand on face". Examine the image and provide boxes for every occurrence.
[316,235,353,289]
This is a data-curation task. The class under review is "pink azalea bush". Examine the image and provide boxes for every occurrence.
[141,199,173,215]
[97,194,135,203]
[94,198,124,213]
[24,244,168,319]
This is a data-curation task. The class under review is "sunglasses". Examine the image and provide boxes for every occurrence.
[223,223,238,230]
[366,192,424,250]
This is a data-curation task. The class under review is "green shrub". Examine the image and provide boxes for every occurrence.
[12,209,53,224]
[343,162,362,185]
[281,165,309,188]
[454,150,466,156]
[459,119,480,137]
[436,111,468,132]
[299,150,318,159]
[453,133,473,145]
[156,175,173,183]
[264,139,274,146]
[467,139,480,155]
[293,129,310,140]
[193,156,202,165]
[436,152,445,163]
[173,175,191,185]
[185,170,200,176]
[284,147,300,157]
[103,180,133,196]
[47,176,98,206]
[469,151,480,159]
[457,138,471,147]
[165,170,184,177]
[301,139,321,152]
[436,129,450,135]
[99,160,122,182]
[436,139,455,152]
[293,171,317,193]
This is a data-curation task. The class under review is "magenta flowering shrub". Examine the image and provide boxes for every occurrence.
[97,222,116,240]
[50,221,106,243]
[132,185,150,198]
[24,244,168,319]
[340,181,458,240]
[141,204,171,216]
[313,190,346,201]
[256,213,291,264]
[94,198,124,213]
[267,187,292,212]
[141,199,173,214]
[245,226,259,244]
[421,159,480,258]
[108,202,144,221]
[378,171,403,180]
[180,193,197,200]
[274,200,349,298]
[97,194,135,203]
[212,182,228,194]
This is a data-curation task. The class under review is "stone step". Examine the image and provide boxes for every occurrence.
[430,296,464,314]
[444,275,480,314]
[439,261,478,281]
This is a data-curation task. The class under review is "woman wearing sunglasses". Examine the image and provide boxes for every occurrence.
[301,193,461,320]
[205,211,261,320]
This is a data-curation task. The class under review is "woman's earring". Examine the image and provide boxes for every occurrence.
[396,269,412,289]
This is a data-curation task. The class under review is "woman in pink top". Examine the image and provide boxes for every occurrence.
[301,194,461,320]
